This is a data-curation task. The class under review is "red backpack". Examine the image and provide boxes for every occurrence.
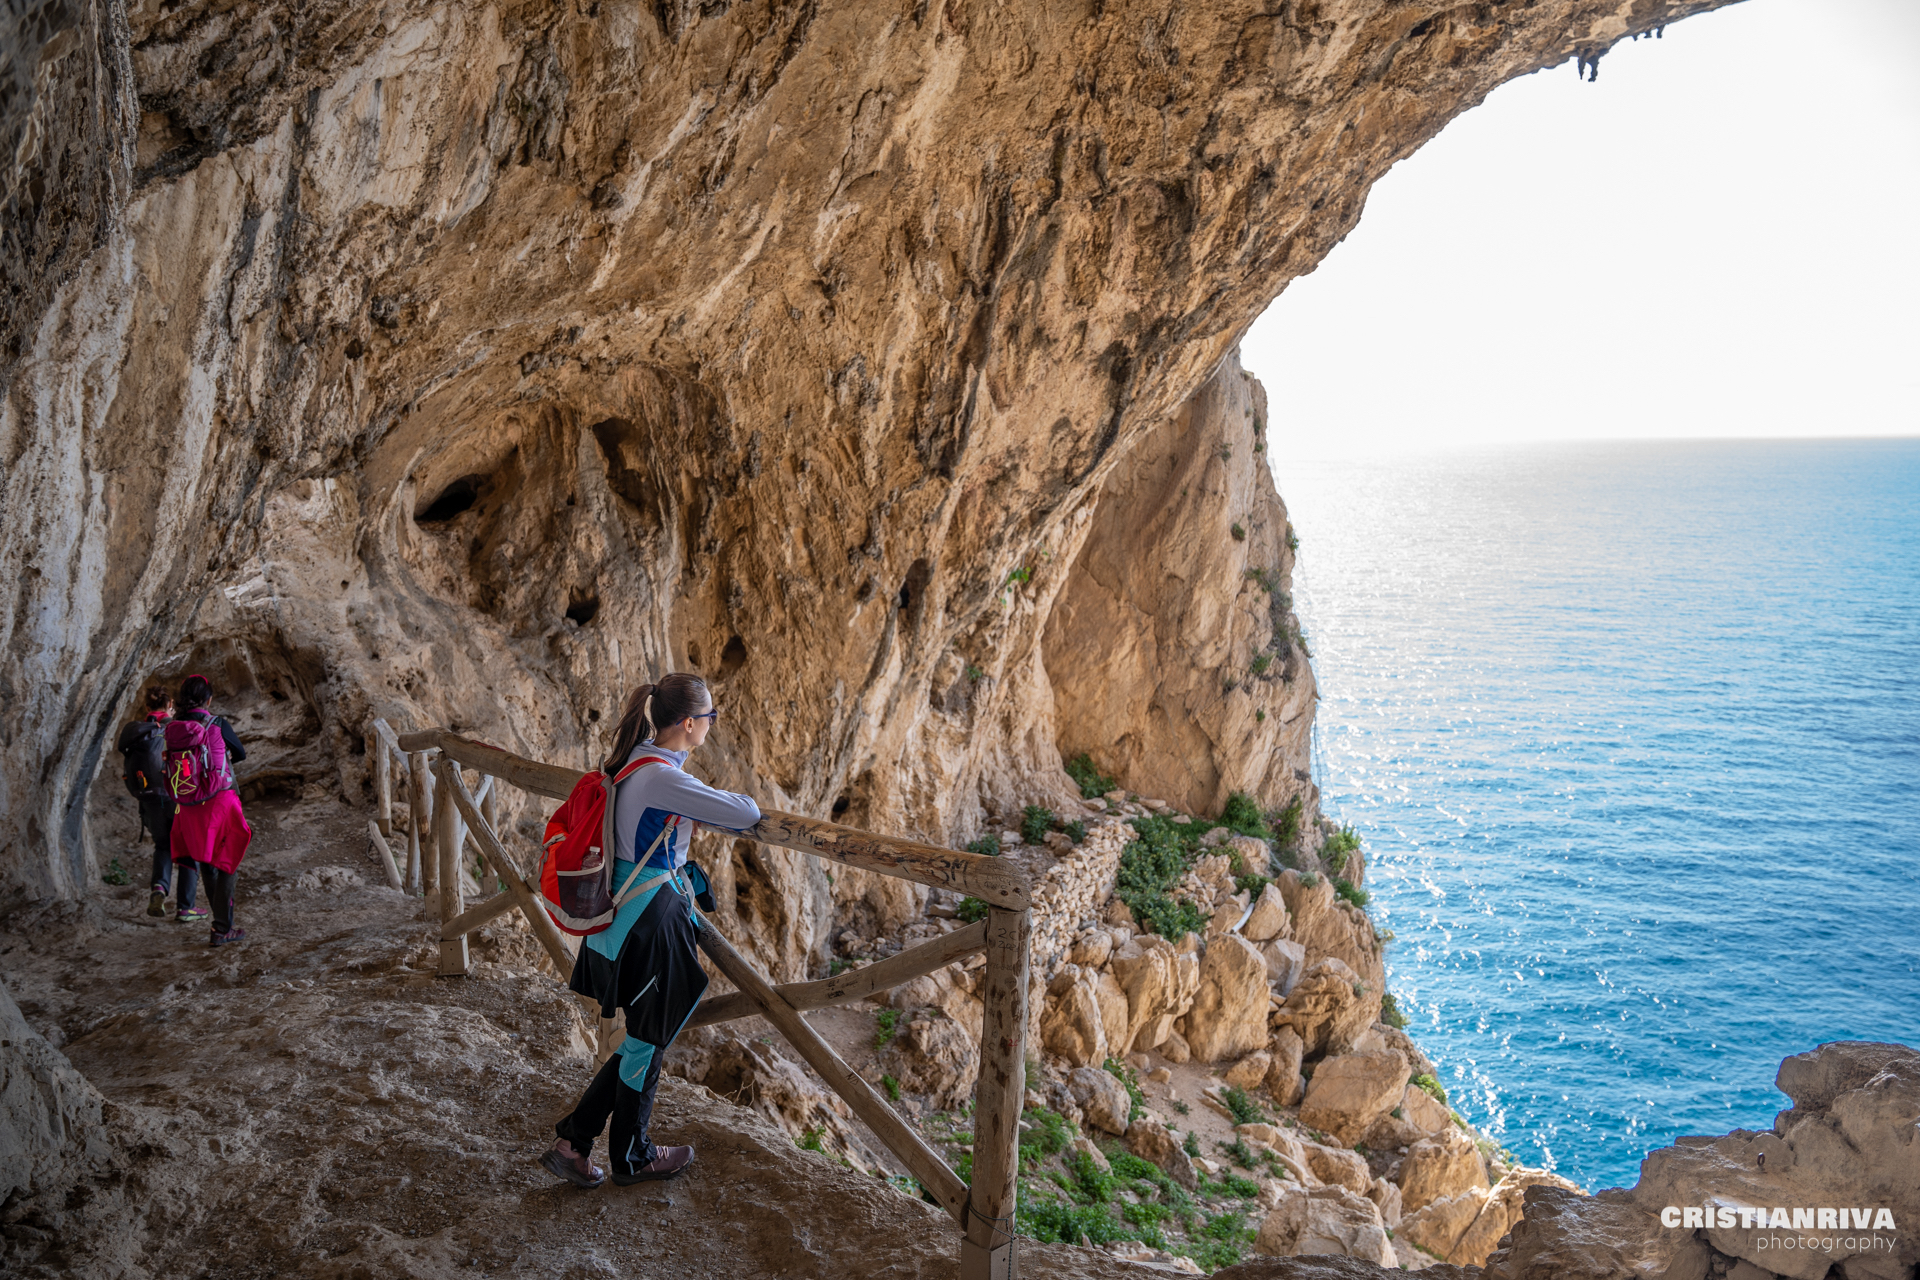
[538,756,687,936]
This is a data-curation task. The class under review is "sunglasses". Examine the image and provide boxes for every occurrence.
[688,709,719,723]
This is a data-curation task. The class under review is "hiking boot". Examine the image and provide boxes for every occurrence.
[611,1144,694,1185]
[209,927,247,947]
[538,1141,605,1189]
[147,890,167,918]
[176,907,209,924]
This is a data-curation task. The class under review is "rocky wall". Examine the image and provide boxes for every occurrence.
[2,0,1742,979]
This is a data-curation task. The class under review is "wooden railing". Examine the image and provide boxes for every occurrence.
[364,721,1030,1279]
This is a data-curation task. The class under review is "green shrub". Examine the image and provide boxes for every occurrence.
[1381,991,1410,1030]
[874,1009,900,1050]
[1102,1057,1147,1123]
[1021,805,1056,845]
[1185,1210,1256,1270]
[1321,824,1361,872]
[1230,521,1247,542]
[964,663,984,682]
[1219,791,1270,840]
[1244,566,1279,593]
[1109,1151,1165,1184]
[882,1074,902,1102]
[1182,1129,1201,1158]
[829,957,857,976]
[1219,1137,1259,1171]
[1299,870,1321,888]
[1019,1105,1074,1167]
[1066,1149,1118,1203]
[1220,1086,1268,1127]
[1255,709,1266,722]
[1218,444,1233,462]
[101,858,129,887]
[1115,814,1208,938]
[1126,893,1207,940]
[1269,796,1304,848]
[1061,818,1087,845]
[1018,1197,1133,1246]
[964,834,1001,857]
[1334,877,1369,908]
[1005,566,1033,587]
[1286,525,1300,552]
[1250,652,1272,676]
[1412,1073,1448,1106]
[955,897,990,923]
[1233,873,1271,899]
[797,1125,827,1153]
[1064,752,1118,799]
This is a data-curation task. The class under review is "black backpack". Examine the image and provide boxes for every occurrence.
[121,720,168,798]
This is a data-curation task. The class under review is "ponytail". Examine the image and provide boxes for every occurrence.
[143,684,172,712]
[601,672,710,773]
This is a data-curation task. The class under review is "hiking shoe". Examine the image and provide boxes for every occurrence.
[147,891,167,918]
[611,1144,694,1185]
[176,907,209,924]
[209,927,246,947]
[538,1143,605,1189]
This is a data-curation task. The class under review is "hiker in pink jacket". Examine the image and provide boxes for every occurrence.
[165,674,252,946]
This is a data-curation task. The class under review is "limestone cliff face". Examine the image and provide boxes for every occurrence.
[1,0,1740,946]
[1047,358,1315,820]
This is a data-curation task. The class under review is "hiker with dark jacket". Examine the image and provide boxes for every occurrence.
[541,672,761,1189]
[165,675,252,945]
[118,685,182,917]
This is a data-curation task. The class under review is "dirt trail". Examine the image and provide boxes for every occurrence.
[0,794,1152,1279]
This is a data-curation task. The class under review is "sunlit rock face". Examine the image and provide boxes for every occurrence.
[2,0,1737,972]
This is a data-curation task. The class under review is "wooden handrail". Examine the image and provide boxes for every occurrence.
[407,729,1032,909]
[687,920,987,1029]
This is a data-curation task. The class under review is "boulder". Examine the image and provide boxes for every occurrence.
[1067,1065,1133,1136]
[1381,1023,1438,1079]
[1126,1118,1199,1190]
[1068,1134,1111,1174]
[1224,1050,1273,1092]
[887,962,985,1041]
[1298,1049,1412,1145]
[1362,1078,1454,1152]
[1039,968,1107,1067]
[1448,1168,1584,1267]
[1109,933,1201,1054]
[1397,1125,1490,1214]
[1226,834,1272,876]
[1067,928,1113,968]
[1184,934,1271,1062]
[1199,827,1233,849]
[1094,969,1131,1057]
[1209,895,1251,937]
[1266,1027,1306,1106]
[1243,883,1291,943]
[1274,957,1375,1057]
[1483,1184,1705,1280]
[1399,1186,1493,1262]
[1277,869,1387,1000]
[1259,938,1308,995]
[879,1008,981,1110]
[1162,1029,1192,1064]
[1366,1176,1403,1229]
[1301,1140,1373,1195]
[1255,1184,1397,1267]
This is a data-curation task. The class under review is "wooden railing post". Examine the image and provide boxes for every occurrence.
[372,727,392,837]
[440,766,579,979]
[963,906,1030,1280]
[405,750,431,895]
[432,759,469,976]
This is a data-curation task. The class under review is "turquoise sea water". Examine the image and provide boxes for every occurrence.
[1275,438,1920,1191]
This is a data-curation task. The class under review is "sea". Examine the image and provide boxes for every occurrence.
[1274,437,1920,1192]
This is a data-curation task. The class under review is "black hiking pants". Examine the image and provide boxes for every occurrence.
[554,1048,664,1177]
[202,865,237,934]
[140,796,175,894]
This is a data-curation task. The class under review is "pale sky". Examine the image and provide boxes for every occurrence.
[1243,0,1920,456]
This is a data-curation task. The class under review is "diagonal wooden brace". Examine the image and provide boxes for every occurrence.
[442,766,577,979]
[693,921,970,1225]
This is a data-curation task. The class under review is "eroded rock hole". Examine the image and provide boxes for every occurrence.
[415,475,483,523]
[240,771,304,804]
[587,708,601,723]
[898,559,932,625]
[720,635,747,677]
[831,795,851,818]
[565,590,600,627]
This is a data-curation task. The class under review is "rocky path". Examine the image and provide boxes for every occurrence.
[0,793,1154,1280]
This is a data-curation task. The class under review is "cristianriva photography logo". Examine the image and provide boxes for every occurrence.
[1662,1202,1900,1258]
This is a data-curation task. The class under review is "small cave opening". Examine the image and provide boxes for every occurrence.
[415,475,484,523]
[831,795,851,819]
[565,589,600,627]
[720,635,747,678]
[687,641,702,669]
[587,708,601,723]
[897,558,932,625]
[239,771,305,805]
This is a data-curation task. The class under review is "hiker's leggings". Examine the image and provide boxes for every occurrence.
[141,796,176,894]
[167,858,200,911]
[554,1046,665,1176]
[202,866,237,933]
